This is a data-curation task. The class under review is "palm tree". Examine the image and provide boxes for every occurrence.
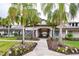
[11,3,36,44]
[41,3,53,16]
[29,9,40,38]
[5,17,12,36]
[0,17,12,37]
[21,15,28,44]
[51,10,60,39]
[57,3,67,44]
[21,3,40,39]
[21,3,37,44]
[19,3,28,44]
[41,3,67,44]
[69,3,78,20]
[8,6,17,36]
[41,3,55,37]
[8,6,17,21]
[46,12,56,38]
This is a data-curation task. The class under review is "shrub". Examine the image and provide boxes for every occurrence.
[65,33,73,40]
[14,33,18,36]
[56,47,65,53]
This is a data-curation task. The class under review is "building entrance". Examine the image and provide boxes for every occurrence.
[38,28,50,38]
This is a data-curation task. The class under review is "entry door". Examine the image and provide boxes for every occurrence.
[38,28,50,38]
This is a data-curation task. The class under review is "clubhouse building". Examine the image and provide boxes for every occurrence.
[0,19,79,38]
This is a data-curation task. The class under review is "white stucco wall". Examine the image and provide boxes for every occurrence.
[12,26,79,38]
[71,32,79,38]
[62,32,66,38]
[61,32,79,38]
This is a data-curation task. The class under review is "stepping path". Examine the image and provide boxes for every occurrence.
[24,38,65,56]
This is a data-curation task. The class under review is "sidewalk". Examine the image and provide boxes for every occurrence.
[24,39,65,56]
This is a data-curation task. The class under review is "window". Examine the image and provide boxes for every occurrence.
[75,23,78,26]
[72,23,74,26]
[69,23,71,26]
[25,30,33,35]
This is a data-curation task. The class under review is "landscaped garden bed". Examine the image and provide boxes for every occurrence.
[0,42,37,56]
[47,37,79,55]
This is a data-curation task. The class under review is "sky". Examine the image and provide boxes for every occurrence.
[0,3,11,18]
[0,3,79,22]
[0,3,46,19]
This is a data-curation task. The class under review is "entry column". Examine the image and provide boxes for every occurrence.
[36,30,38,38]
[50,29,52,37]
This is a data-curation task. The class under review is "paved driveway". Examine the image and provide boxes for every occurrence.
[24,38,65,56]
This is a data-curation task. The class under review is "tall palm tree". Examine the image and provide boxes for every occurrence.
[57,3,67,44]
[8,6,17,36]
[5,17,12,36]
[1,17,12,37]
[21,3,37,44]
[51,10,60,39]
[41,3,55,37]
[21,15,28,44]
[22,3,40,38]
[41,3,67,44]
[11,3,35,44]
[69,3,78,20]
[46,12,56,38]
[41,3,53,16]
[18,3,28,44]
[29,9,40,38]
[8,6,17,21]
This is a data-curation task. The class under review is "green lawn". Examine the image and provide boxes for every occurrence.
[0,42,20,55]
[64,40,79,48]
[0,37,16,40]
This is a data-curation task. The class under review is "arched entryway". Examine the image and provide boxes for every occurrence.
[38,28,50,38]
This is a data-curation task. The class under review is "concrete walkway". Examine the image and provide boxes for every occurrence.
[24,38,65,56]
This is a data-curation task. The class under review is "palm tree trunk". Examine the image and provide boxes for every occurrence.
[53,28,55,39]
[33,25,35,38]
[8,26,10,37]
[22,25,25,44]
[59,27,63,45]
